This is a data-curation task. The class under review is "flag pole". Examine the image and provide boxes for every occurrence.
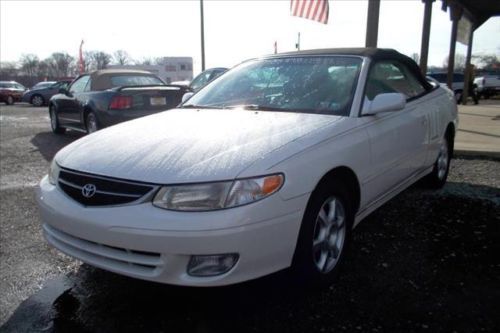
[200,0,206,71]
[296,32,301,51]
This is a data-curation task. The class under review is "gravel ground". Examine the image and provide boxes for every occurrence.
[0,104,499,332]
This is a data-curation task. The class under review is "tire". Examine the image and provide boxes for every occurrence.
[49,105,66,134]
[6,95,14,105]
[424,135,452,189]
[291,178,354,288]
[85,112,99,134]
[454,90,463,104]
[31,94,45,107]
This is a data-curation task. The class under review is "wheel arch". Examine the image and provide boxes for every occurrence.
[311,166,361,215]
[30,93,44,102]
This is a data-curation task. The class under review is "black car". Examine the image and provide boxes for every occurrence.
[49,69,189,134]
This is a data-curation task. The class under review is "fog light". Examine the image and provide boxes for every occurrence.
[187,253,239,277]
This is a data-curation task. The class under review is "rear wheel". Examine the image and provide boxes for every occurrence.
[6,95,14,105]
[31,94,44,107]
[85,112,99,134]
[292,179,353,287]
[50,105,66,134]
[424,136,451,189]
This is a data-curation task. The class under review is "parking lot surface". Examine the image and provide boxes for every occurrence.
[0,104,499,332]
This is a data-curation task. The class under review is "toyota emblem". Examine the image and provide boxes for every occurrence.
[81,184,97,198]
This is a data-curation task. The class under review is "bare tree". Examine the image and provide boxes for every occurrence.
[472,54,500,71]
[443,53,466,71]
[90,51,111,70]
[45,52,75,78]
[0,61,19,78]
[113,50,131,65]
[139,57,154,66]
[19,54,40,78]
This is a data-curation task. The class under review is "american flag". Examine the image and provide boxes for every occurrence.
[290,0,330,25]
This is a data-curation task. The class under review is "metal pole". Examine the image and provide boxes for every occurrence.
[446,4,462,89]
[365,0,380,48]
[419,0,434,74]
[200,0,206,71]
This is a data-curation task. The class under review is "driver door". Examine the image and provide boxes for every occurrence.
[58,75,90,125]
[361,60,429,203]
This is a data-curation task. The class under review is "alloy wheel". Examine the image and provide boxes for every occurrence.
[86,113,98,133]
[312,196,346,274]
[32,95,43,106]
[437,138,449,180]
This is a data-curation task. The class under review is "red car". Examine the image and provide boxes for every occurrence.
[0,81,26,105]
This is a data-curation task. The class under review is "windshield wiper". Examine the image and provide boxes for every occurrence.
[181,104,219,109]
[223,104,285,111]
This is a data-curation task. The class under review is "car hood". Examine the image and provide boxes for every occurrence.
[56,108,342,184]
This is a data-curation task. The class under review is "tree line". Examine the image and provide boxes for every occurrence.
[0,50,175,86]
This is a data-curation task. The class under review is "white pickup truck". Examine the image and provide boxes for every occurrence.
[474,74,500,99]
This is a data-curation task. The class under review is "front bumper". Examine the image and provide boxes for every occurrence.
[36,176,307,286]
[21,93,32,103]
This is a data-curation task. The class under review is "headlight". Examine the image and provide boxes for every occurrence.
[48,159,60,185]
[153,174,284,211]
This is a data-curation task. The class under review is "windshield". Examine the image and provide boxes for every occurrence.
[185,56,362,116]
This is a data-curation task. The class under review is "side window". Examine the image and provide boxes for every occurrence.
[69,75,90,94]
[190,71,212,91]
[84,79,92,92]
[365,61,426,101]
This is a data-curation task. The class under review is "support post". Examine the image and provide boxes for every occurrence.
[365,0,380,48]
[462,27,475,105]
[200,0,206,71]
[446,4,462,89]
[419,0,434,74]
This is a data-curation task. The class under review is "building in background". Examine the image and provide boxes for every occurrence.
[109,57,193,83]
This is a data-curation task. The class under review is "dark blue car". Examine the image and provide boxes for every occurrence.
[48,69,189,135]
[22,80,72,106]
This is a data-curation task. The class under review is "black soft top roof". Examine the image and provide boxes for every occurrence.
[89,69,164,90]
[266,48,433,90]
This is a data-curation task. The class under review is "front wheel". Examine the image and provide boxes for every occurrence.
[292,180,353,287]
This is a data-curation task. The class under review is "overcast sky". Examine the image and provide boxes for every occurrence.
[1,0,499,74]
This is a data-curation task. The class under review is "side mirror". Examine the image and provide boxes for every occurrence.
[181,92,194,104]
[363,93,406,116]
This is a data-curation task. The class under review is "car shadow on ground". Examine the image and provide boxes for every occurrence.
[30,131,85,162]
[2,182,499,333]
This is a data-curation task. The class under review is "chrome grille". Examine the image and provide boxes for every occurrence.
[58,168,155,206]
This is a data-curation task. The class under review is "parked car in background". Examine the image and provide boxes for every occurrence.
[38,48,457,287]
[48,69,189,134]
[0,81,26,105]
[189,67,228,92]
[474,74,500,99]
[427,72,466,102]
[22,80,72,106]
[171,68,228,93]
[31,81,57,90]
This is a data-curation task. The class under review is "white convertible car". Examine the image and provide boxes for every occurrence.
[37,48,457,287]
